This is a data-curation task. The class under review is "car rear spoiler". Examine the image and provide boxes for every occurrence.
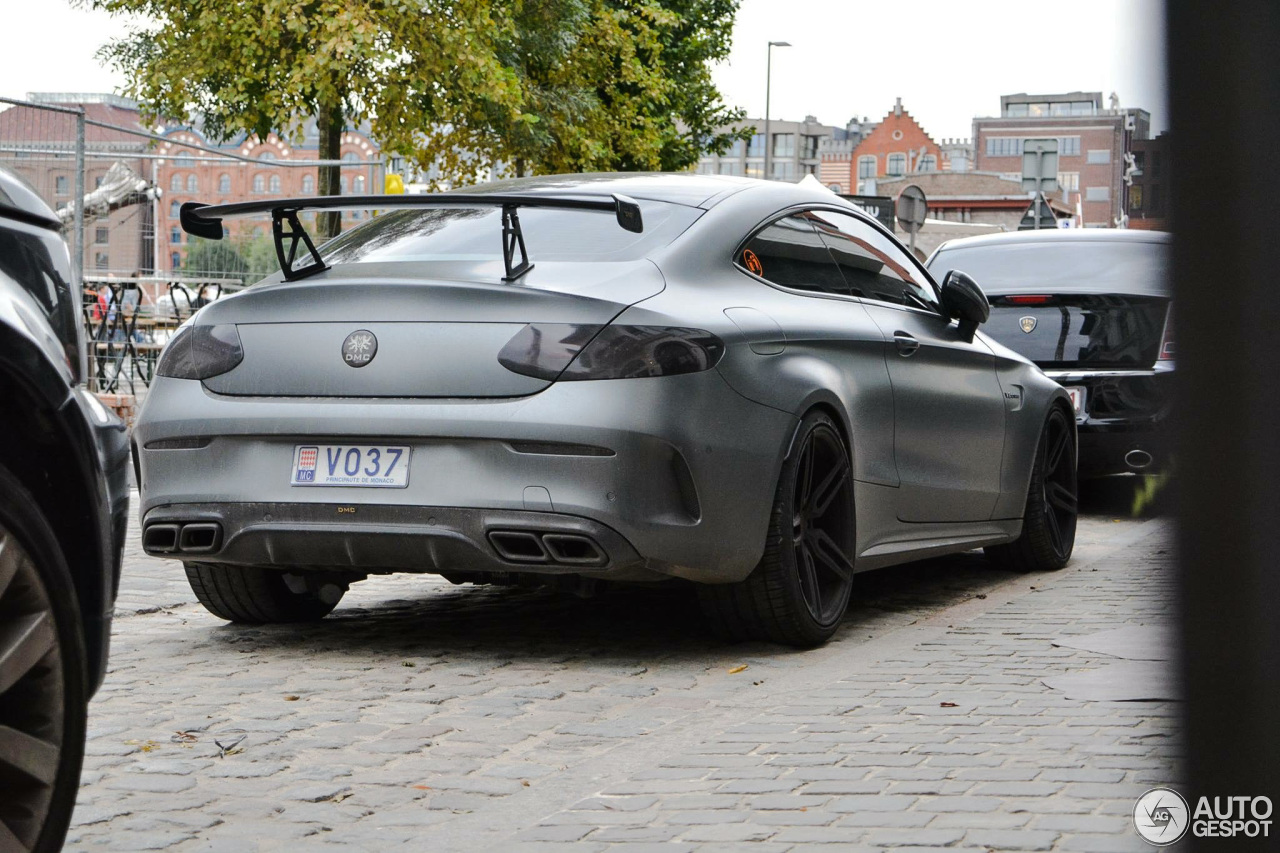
[179,192,645,283]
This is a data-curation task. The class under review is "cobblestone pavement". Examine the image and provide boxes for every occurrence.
[72,483,1179,852]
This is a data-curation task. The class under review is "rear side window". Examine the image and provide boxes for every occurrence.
[737,214,849,296]
[927,240,1170,295]
[809,209,937,308]
[320,199,701,266]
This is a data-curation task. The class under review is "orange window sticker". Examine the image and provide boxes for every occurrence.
[742,248,763,276]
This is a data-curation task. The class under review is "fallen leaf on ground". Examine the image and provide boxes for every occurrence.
[413,785,431,790]
[284,695,300,701]
[522,780,530,787]
[975,594,987,599]
[402,661,416,668]
[329,792,352,803]
[940,702,959,708]
[727,664,748,674]
[170,731,198,743]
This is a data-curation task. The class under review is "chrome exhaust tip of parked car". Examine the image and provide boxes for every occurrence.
[142,521,222,555]
[1125,449,1154,470]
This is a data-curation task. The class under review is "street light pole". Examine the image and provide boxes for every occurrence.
[764,40,790,181]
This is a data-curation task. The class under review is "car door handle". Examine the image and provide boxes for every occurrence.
[893,332,920,357]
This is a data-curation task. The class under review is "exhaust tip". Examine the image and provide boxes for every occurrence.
[1125,449,1153,470]
[488,530,550,563]
[542,533,607,566]
[142,523,180,553]
[178,522,222,553]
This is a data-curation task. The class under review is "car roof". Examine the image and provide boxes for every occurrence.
[0,167,60,230]
[934,228,1170,254]
[454,172,804,210]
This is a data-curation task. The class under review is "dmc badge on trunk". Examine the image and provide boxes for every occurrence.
[342,330,377,367]
[1019,316,1038,333]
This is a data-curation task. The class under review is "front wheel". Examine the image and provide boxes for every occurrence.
[985,405,1078,572]
[184,563,345,623]
[698,411,856,647]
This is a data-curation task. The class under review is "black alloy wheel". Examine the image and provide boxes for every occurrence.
[985,405,1078,572]
[790,421,857,626]
[698,410,857,647]
[1040,408,1079,562]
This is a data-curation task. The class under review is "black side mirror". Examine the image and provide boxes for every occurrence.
[940,270,990,341]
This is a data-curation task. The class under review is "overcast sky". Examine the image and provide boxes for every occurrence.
[2,0,1167,140]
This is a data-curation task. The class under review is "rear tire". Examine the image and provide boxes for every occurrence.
[0,463,87,853]
[184,562,342,623]
[985,405,1078,572]
[698,411,856,647]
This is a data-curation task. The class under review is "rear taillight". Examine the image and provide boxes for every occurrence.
[498,324,724,381]
[1003,295,1054,304]
[156,324,245,380]
[1158,307,1174,361]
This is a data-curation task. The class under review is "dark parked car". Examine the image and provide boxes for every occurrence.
[135,174,1076,647]
[0,168,130,850]
[927,230,1171,477]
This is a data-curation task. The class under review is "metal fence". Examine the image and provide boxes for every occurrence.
[0,95,383,396]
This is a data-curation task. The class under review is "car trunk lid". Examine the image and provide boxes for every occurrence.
[196,260,663,397]
[984,293,1170,369]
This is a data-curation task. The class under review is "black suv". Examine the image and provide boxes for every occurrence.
[0,167,129,850]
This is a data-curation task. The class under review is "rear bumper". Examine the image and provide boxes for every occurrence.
[134,371,796,583]
[1045,367,1173,476]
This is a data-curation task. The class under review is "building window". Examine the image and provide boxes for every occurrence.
[268,175,281,193]
[339,176,348,194]
[770,161,796,180]
[1087,149,1111,165]
[802,135,821,159]
[718,161,742,176]
[1085,186,1110,202]
[857,155,877,179]
[94,176,104,189]
[258,152,276,161]
[1058,172,1080,192]
[169,200,180,218]
[353,175,366,193]
[728,138,744,158]
[745,161,763,179]
[218,174,231,193]
[186,174,198,192]
[95,252,109,270]
[746,134,766,157]
[918,154,937,172]
[301,175,315,193]
[176,153,194,167]
[252,174,265,193]
[94,226,108,244]
[772,134,795,157]
[171,252,181,269]
[1129,185,1144,210]
[170,174,183,192]
[170,226,182,244]
[1059,136,1081,156]
[985,137,1022,157]
[342,152,360,163]
[1006,103,1028,117]
[55,175,70,195]
[886,153,906,176]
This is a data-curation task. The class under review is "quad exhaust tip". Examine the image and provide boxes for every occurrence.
[488,530,607,567]
[143,521,222,555]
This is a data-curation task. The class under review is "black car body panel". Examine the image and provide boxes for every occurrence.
[0,167,129,694]
[928,230,1171,476]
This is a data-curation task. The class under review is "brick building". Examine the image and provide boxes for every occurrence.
[1127,131,1170,230]
[973,92,1150,228]
[819,100,971,195]
[155,122,380,273]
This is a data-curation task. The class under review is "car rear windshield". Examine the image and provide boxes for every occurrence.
[928,240,1169,295]
[320,199,702,266]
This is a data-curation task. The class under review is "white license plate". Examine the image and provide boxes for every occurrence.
[291,445,411,488]
[1064,386,1086,416]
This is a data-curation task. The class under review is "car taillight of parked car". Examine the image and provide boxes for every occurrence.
[155,324,245,380]
[498,324,725,381]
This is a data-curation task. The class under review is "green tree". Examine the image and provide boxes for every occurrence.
[85,0,523,237]
[181,237,248,280]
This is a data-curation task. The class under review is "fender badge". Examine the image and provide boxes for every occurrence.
[1019,316,1038,333]
[342,330,377,367]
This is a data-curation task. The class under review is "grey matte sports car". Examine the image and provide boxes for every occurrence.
[134,173,1077,646]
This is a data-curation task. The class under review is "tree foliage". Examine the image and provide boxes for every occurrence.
[85,0,745,194]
